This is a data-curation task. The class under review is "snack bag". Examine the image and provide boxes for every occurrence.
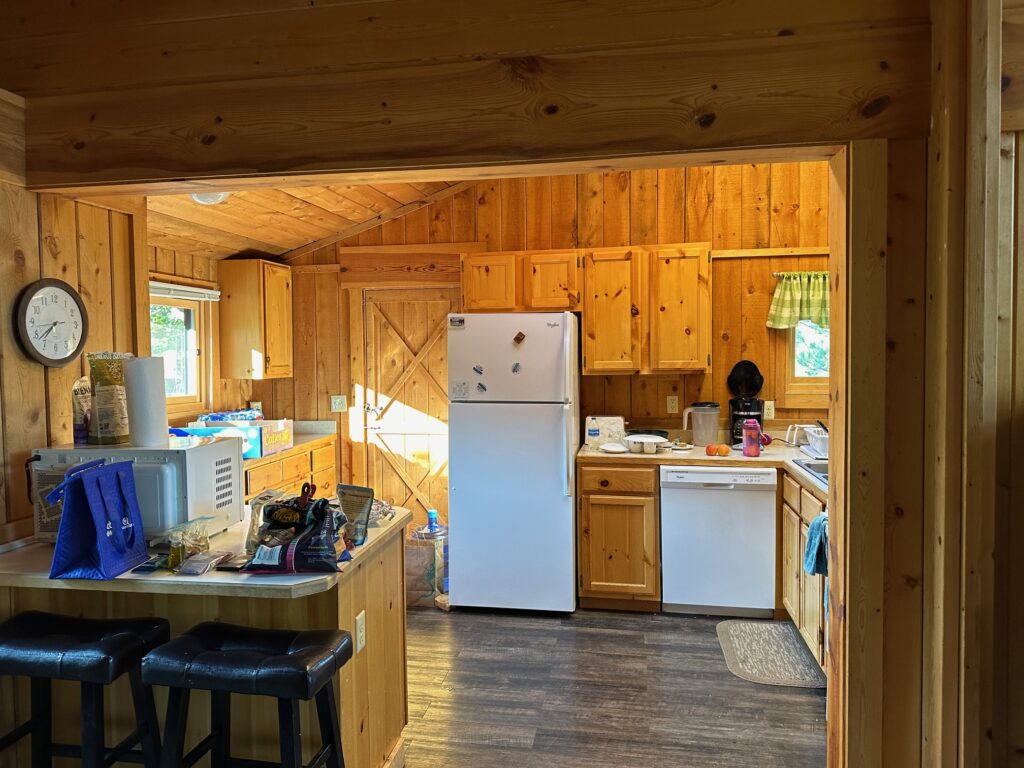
[87,352,133,445]
[243,498,341,574]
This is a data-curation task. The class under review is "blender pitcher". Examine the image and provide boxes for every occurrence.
[683,402,721,446]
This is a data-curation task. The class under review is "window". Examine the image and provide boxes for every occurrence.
[775,320,830,408]
[793,320,830,378]
[150,297,208,413]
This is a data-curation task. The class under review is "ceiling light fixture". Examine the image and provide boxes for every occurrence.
[190,191,231,205]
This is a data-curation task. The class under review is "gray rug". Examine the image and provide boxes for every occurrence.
[716,620,827,688]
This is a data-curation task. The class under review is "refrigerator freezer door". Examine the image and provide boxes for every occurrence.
[448,312,571,403]
[448,402,576,611]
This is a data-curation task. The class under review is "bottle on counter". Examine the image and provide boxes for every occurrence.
[742,419,762,458]
[586,416,600,447]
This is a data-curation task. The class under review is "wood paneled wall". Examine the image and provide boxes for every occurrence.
[0,191,149,546]
[284,163,830,430]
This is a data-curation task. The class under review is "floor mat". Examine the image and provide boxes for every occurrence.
[716,620,826,688]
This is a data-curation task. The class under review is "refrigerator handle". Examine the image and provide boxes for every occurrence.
[562,314,572,402]
[563,404,573,497]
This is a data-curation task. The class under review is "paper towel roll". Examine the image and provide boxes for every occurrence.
[125,357,170,447]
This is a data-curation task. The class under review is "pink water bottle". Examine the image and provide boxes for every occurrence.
[742,418,761,457]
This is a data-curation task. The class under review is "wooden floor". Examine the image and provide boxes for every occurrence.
[404,608,826,768]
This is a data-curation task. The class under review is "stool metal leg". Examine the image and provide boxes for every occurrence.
[210,691,231,768]
[29,677,52,768]
[80,683,104,768]
[277,699,303,768]
[161,687,190,768]
[315,684,344,768]
[129,668,161,767]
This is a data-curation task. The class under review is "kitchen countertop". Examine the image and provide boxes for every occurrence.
[0,507,412,599]
[577,443,829,502]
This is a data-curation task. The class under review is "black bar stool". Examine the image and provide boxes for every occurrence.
[0,610,168,767]
[142,621,352,768]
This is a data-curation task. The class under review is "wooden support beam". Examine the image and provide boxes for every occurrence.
[283,182,478,262]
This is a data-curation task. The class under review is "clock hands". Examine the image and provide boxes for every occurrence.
[33,320,65,341]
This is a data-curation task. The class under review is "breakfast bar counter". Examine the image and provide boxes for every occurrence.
[0,509,412,768]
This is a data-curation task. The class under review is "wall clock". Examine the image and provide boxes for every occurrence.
[15,278,90,367]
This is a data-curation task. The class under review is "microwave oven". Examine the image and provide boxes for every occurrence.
[31,436,244,542]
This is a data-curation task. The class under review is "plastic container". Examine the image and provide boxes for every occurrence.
[683,402,721,447]
[410,509,449,593]
[742,418,762,458]
[586,416,600,447]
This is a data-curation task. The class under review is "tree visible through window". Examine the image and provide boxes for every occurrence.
[793,320,829,378]
[150,299,201,400]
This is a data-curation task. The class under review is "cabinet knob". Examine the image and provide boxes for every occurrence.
[599,479,609,487]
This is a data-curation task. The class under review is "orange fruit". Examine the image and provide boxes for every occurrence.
[705,444,717,456]
[717,444,731,457]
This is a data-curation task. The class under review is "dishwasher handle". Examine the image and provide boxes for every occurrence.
[700,482,736,490]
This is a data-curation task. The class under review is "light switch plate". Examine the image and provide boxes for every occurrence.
[355,610,366,652]
[764,400,776,420]
[330,394,348,413]
[250,401,263,413]
[666,395,679,414]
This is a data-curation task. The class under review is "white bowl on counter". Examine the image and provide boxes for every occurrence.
[624,434,669,454]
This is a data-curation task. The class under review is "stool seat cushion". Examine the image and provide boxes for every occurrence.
[0,611,170,685]
[142,622,353,700]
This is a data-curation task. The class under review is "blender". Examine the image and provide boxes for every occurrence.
[683,402,721,446]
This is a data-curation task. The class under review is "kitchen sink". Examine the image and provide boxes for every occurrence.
[793,459,829,490]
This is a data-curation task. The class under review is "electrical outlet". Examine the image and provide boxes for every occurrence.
[250,401,263,413]
[330,394,348,413]
[666,395,679,414]
[355,610,366,653]
[764,400,776,420]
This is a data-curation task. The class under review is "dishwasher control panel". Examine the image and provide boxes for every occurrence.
[660,465,778,490]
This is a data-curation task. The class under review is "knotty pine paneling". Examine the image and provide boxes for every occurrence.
[278,162,829,438]
[0,193,149,546]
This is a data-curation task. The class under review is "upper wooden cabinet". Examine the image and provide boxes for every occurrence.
[462,252,517,310]
[218,259,294,380]
[582,246,643,374]
[647,244,711,372]
[461,250,579,311]
[523,250,579,310]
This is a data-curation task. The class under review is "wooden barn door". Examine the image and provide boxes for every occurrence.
[362,287,460,526]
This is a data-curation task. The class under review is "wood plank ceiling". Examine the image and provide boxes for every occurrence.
[146,181,461,260]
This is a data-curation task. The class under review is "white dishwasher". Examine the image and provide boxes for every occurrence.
[660,465,777,617]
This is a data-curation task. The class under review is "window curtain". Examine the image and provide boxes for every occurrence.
[765,271,830,329]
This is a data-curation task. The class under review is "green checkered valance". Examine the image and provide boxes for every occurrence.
[766,271,830,329]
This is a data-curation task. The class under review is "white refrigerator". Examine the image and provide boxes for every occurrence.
[448,312,578,612]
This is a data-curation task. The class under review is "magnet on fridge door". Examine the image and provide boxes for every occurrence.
[511,362,521,374]
[472,364,484,375]
[513,331,526,344]
[476,382,488,393]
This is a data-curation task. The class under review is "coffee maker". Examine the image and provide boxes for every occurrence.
[727,360,765,445]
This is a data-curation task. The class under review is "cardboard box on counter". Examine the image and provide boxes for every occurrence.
[172,419,294,459]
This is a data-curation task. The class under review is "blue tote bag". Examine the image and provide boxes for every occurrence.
[47,459,149,580]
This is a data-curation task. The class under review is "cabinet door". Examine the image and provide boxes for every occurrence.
[523,250,580,310]
[782,502,802,624]
[582,247,643,374]
[262,262,294,378]
[799,521,824,661]
[579,494,659,599]
[462,253,517,310]
[647,244,711,371]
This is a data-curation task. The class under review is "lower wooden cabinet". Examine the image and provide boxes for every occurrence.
[780,471,827,667]
[244,436,337,501]
[577,463,660,607]
[781,502,802,623]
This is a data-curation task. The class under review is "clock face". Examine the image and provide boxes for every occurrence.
[16,279,89,367]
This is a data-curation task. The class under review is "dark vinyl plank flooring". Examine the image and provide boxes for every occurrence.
[405,608,826,768]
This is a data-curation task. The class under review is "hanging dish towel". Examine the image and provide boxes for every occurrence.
[803,512,829,577]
